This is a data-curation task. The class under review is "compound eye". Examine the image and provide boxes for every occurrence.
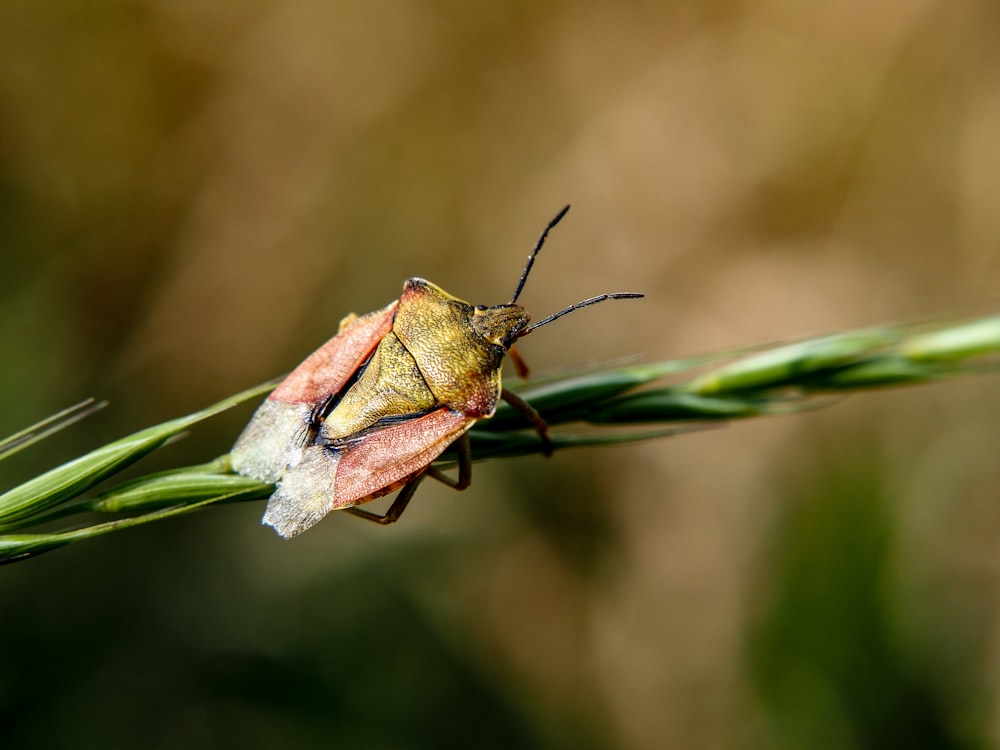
[474,305,487,311]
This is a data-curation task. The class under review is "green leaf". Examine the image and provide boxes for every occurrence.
[686,328,895,394]
[0,382,274,525]
[0,399,107,462]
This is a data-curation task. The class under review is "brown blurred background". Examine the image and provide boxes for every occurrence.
[2,1,1000,748]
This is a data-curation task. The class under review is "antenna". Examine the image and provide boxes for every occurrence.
[520,293,644,336]
[509,204,571,304]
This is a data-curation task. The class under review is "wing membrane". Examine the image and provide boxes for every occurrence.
[231,302,398,482]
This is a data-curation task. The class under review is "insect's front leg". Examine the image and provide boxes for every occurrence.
[507,345,531,379]
[500,388,552,456]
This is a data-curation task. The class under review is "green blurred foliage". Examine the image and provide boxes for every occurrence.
[2,0,1000,747]
[749,442,980,750]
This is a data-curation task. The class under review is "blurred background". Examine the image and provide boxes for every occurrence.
[2,1,1000,747]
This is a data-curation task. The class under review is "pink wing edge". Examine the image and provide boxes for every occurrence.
[270,300,398,405]
[332,407,475,509]
[230,300,398,483]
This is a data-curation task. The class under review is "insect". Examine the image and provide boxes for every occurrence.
[230,206,643,538]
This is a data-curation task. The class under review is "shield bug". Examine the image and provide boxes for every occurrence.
[231,206,642,538]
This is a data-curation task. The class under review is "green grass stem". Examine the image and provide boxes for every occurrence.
[1,314,997,563]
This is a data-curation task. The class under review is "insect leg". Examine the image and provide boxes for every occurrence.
[424,433,471,490]
[343,477,424,525]
[500,388,552,456]
[344,433,473,526]
[506,345,531,379]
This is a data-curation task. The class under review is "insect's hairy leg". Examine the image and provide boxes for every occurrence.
[500,388,552,456]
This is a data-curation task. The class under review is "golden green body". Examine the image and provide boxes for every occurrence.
[320,278,531,442]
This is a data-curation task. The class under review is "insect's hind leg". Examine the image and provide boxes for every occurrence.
[342,434,472,525]
[423,433,471,490]
[343,477,424,525]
